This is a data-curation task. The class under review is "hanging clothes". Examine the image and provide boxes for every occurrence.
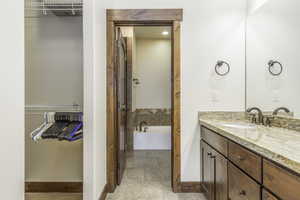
[30,112,83,142]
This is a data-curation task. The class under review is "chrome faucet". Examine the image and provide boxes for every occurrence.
[272,107,290,116]
[246,107,264,124]
[138,121,148,132]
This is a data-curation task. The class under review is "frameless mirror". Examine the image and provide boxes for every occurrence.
[246,0,300,118]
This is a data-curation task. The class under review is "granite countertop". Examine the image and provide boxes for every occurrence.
[199,112,300,175]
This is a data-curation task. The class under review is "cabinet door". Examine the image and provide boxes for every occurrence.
[262,189,279,200]
[201,140,212,200]
[228,162,260,200]
[212,148,228,200]
[263,159,300,200]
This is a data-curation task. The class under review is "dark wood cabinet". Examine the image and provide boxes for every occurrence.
[201,125,300,200]
[201,127,228,156]
[201,140,213,200]
[212,148,228,200]
[263,159,300,200]
[262,189,278,200]
[201,140,228,200]
[228,162,260,200]
[228,141,262,183]
[201,141,215,200]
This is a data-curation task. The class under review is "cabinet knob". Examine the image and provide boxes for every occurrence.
[237,155,245,161]
[239,190,246,196]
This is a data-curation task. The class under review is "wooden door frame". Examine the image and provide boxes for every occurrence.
[106,9,183,193]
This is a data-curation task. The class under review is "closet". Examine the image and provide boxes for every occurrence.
[24,0,83,196]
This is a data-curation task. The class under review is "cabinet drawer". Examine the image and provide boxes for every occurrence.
[229,141,262,182]
[262,189,278,200]
[228,162,260,200]
[201,126,228,156]
[263,159,300,200]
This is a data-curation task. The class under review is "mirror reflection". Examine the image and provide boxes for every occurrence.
[246,0,300,118]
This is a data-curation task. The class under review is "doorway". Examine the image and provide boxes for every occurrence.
[106,9,183,193]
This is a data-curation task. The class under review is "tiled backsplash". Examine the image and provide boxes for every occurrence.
[269,115,300,132]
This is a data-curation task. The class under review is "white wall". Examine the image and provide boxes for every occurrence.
[112,0,247,181]
[83,0,112,199]
[25,17,83,106]
[135,39,171,109]
[0,0,24,199]
[247,0,269,14]
[85,0,246,184]
[247,0,300,117]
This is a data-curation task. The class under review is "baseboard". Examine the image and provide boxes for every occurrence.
[25,182,83,193]
[179,182,203,193]
[99,184,109,200]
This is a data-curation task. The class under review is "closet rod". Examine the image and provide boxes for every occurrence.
[25,104,82,112]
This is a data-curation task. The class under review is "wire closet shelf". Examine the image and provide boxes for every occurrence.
[25,0,83,17]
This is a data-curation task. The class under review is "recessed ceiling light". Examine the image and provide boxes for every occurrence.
[162,31,169,35]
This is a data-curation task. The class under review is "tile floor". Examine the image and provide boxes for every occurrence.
[25,150,204,200]
[106,150,205,200]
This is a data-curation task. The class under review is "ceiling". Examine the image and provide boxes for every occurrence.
[134,26,171,39]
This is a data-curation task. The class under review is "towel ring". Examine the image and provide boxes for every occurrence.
[215,60,230,76]
[268,60,283,76]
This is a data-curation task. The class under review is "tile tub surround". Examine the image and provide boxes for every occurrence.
[107,150,204,200]
[199,112,300,175]
[127,109,171,151]
[133,108,171,126]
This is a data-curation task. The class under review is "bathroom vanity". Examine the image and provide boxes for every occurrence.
[199,112,300,200]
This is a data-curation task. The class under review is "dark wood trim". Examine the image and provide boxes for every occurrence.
[106,9,183,193]
[171,20,181,193]
[179,182,203,193]
[107,9,183,22]
[106,20,117,192]
[99,184,109,200]
[25,182,83,193]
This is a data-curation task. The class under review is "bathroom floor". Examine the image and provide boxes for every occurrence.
[106,150,205,200]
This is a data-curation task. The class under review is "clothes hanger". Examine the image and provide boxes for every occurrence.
[31,112,55,142]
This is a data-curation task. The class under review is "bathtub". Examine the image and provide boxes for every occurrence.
[133,126,171,150]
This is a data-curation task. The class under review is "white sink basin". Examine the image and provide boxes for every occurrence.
[218,123,255,129]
